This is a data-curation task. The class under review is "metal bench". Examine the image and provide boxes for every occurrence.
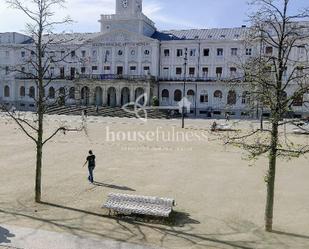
[103,193,175,217]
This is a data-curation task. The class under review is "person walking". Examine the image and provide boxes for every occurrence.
[83,150,96,183]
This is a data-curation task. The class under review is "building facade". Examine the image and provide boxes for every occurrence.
[0,0,308,118]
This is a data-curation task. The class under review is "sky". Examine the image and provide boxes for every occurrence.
[0,0,308,34]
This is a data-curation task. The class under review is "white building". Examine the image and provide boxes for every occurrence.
[0,0,308,118]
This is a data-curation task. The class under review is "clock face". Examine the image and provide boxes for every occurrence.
[121,0,128,8]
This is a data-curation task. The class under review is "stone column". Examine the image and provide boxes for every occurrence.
[146,84,151,106]
[103,86,108,106]
[130,86,135,102]
[116,88,122,107]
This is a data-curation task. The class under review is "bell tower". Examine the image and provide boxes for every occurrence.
[116,0,143,16]
[99,0,156,36]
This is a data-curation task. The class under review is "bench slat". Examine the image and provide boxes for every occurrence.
[103,193,175,217]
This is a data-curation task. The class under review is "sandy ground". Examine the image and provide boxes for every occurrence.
[0,113,309,249]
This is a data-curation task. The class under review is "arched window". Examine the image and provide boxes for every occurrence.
[162,89,169,98]
[69,87,75,99]
[187,90,195,103]
[227,90,237,105]
[187,90,195,96]
[49,87,55,99]
[29,86,35,98]
[20,86,25,97]
[174,90,182,102]
[214,90,223,99]
[59,87,65,96]
[4,85,10,97]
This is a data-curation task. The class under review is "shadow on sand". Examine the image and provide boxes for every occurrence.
[92,181,136,192]
[271,230,309,240]
[0,226,15,244]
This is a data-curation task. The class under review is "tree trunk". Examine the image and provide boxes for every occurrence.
[35,140,43,203]
[265,121,279,231]
[35,86,44,203]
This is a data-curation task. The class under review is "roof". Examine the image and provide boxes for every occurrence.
[152,27,250,41]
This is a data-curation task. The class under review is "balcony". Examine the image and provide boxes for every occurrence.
[15,73,70,80]
[77,74,156,81]
[158,76,245,82]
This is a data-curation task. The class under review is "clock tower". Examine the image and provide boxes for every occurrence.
[116,0,143,16]
[99,0,156,36]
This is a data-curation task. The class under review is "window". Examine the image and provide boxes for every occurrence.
[144,66,150,74]
[29,86,35,99]
[214,90,223,99]
[298,45,306,55]
[174,90,182,102]
[48,87,55,99]
[189,67,195,76]
[144,50,150,55]
[20,86,25,97]
[69,87,75,99]
[104,66,110,71]
[49,67,54,76]
[200,90,208,103]
[71,51,75,58]
[230,67,237,76]
[92,66,98,71]
[4,85,10,97]
[60,67,65,79]
[70,67,76,78]
[81,50,86,57]
[130,50,135,55]
[266,46,273,55]
[162,89,169,101]
[81,67,86,74]
[164,49,170,57]
[31,50,35,56]
[177,49,183,57]
[21,51,25,57]
[293,95,303,106]
[176,67,182,75]
[203,49,210,56]
[216,67,223,78]
[92,50,97,58]
[202,67,208,77]
[246,48,252,56]
[231,48,238,56]
[190,49,196,57]
[242,91,250,104]
[217,48,223,56]
[118,50,123,56]
[5,66,9,75]
[227,90,237,105]
[130,66,137,71]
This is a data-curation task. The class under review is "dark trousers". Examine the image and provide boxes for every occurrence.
[88,166,95,183]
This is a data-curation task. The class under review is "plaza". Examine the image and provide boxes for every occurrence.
[0,114,309,249]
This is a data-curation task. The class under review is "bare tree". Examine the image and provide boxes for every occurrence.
[1,0,85,203]
[225,0,309,232]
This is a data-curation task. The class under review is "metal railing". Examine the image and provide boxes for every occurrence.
[77,74,155,81]
[158,76,245,82]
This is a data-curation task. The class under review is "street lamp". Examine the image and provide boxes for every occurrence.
[182,48,188,129]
